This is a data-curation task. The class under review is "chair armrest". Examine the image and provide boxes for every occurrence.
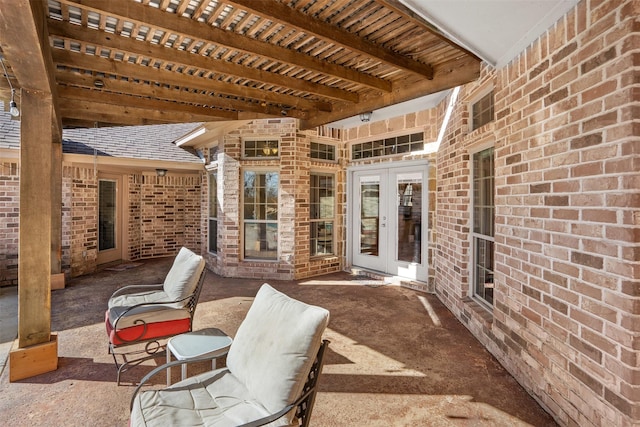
[129,354,227,410]
[109,284,163,299]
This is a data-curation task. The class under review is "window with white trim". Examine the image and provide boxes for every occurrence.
[310,173,335,256]
[472,147,494,306]
[243,170,279,260]
[311,141,336,162]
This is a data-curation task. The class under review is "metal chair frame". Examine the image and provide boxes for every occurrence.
[107,268,206,385]
[130,339,329,427]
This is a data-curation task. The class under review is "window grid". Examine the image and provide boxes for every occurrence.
[352,132,423,160]
[311,142,336,161]
[472,147,495,307]
[472,91,495,130]
[243,139,280,158]
[243,171,279,260]
[310,173,335,256]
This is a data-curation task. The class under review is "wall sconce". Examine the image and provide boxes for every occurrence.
[359,111,372,122]
[156,168,168,177]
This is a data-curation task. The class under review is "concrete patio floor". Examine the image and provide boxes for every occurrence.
[0,257,557,426]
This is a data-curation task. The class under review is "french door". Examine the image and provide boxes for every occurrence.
[350,163,428,281]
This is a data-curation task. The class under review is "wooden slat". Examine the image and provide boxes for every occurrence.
[301,55,481,129]
[228,0,433,79]
[52,49,331,112]
[60,0,392,92]
[48,19,359,102]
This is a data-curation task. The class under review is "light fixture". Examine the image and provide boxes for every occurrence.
[93,79,105,89]
[359,111,372,122]
[261,140,278,156]
[0,55,19,117]
[156,168,168,177]
[9,90,19,117]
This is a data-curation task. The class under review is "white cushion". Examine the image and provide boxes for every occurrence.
[226,284,330,424]
[131,368,280,427]
[108,289,171,310]
[163,247,205,304]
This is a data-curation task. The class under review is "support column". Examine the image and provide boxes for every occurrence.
[51,132,64,289]
[10,88,58,381]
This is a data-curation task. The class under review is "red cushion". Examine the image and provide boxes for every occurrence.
[105,309,191,346]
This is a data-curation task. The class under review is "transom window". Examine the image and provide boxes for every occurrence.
[471,91,494,131]
[352,132,424,160]
[310,173,335,256]
[243,139,280,158]
[311,142,336,161]
[471,147,495,306]
[243,171,279,260]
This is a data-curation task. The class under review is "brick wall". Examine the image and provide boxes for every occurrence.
[64,165,98,277]
[0,161,19,286]
[435,1,639,425]
[204,118,348,280]
[137,173,202,258]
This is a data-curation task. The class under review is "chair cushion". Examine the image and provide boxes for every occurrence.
[108,289,172,310]
[105,309,191,346]
[108,305,191,329]
[226,284,330,423]
[130,368,292,427]
[163,247,205,304]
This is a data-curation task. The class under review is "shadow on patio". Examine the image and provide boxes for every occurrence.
[0,257,557,426]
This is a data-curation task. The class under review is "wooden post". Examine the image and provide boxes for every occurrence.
[11,89,58,379]
[51,128,64,289]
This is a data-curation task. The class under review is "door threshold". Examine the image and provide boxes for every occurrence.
[346,267,432,293]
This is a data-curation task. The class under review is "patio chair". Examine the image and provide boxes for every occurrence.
[105,247,206,384]
[130,283,330,427]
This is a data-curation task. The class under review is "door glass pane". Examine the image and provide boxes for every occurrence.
[396,172,422,263]
[99,180,116,251]
[360,176,379,256]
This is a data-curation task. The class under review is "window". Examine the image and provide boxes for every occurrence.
[243,139,279,158]
[311,142,336,161]
[472,147,495,306]
[471,90,494,131]
[310,173,335,256]
[243,171,279,260]
[208,170,218,253]
[352,132,423,160]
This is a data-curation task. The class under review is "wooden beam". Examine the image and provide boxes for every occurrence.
[58,86,239,120]
[228,0,434,80]
[60,98,233,125]
[0,0,62,140]
[60,0,391,92]
[55,70,310,119]
[48,19,359,103]
[300,55,480,129]
[17,89,54,348]
[52,49,330,112]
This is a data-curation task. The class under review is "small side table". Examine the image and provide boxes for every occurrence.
[166,327,233,386]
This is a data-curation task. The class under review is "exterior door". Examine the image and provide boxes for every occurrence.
[97,173,123,264]
[351,164,428,281]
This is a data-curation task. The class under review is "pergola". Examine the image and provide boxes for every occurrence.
[0,0,480,379]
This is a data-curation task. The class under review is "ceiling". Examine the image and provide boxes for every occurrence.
[0,0,580,131]
[0,0,483,130]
